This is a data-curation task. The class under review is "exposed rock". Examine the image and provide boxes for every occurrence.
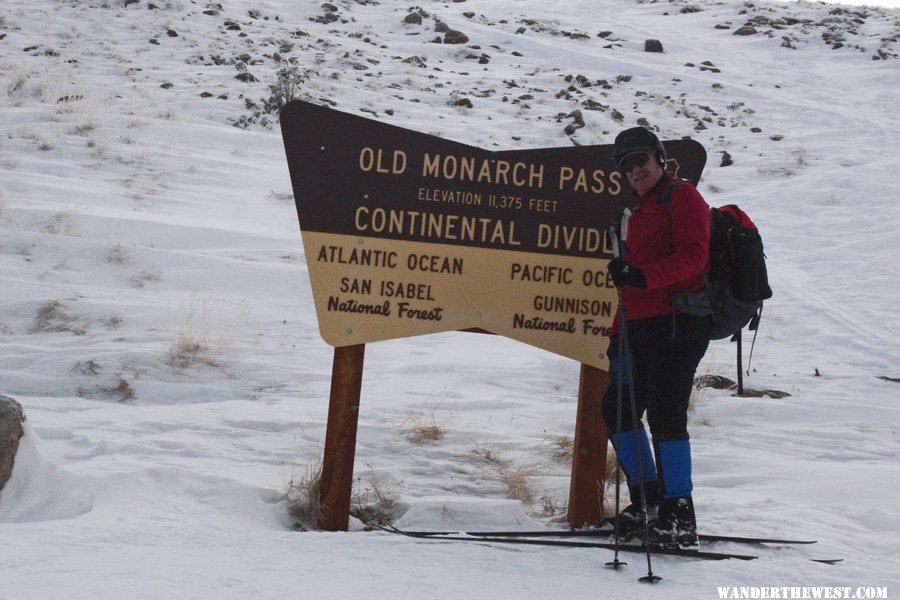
[450,96,473,108]
[563,109,586,135]
[313,12,339,25]
[738,388,792,399]
[0,395,26,493]
[733,26,758,36]
[695,374,736,389]
[720,151,733,167]
[443,30,469,44]
[403,13,422,25]
[645,39,664,53]
[403,56,426,67]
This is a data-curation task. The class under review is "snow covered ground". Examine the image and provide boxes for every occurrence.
[1,0,898,598]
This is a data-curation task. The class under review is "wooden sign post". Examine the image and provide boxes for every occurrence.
[568,364,609,527]
[317,344,365,531]
[280,101,705,531]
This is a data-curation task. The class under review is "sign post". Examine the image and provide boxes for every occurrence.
[568,364,609,527]
[280,100,705,530]
[318,344,365,531]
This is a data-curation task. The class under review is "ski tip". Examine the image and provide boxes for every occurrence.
[810,558,844,565]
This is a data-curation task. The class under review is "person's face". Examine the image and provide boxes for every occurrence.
[620,152,664,196]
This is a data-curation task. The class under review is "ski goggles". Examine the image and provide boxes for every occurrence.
[617,152,653,173]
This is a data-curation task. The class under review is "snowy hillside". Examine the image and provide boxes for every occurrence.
[1,0,899,598]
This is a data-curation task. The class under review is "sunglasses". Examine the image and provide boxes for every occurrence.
[618,153,653,173]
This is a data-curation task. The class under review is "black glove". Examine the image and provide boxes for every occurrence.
[608,259,647,289]
[606,336,619,358]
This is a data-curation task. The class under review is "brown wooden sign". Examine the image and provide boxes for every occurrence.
[281,100,706,368]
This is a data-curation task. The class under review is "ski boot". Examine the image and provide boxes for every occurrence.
[600,482,659,539]
[644,496,699,551]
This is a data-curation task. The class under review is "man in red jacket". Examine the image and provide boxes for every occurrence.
[602,127,711,550]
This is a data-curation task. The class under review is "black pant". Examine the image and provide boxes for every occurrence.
[602,314,710,441]
[602,314,710,498]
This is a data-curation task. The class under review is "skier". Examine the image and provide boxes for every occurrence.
[603,126,711,550]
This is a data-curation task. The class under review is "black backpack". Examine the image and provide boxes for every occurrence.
[661,182,773,341]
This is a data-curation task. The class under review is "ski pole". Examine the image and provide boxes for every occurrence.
[609,214,661,584]
[618,300,661,584]
[604,220,627,571]
[604,301,628,570]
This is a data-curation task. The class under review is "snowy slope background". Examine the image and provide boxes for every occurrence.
[1,0,899,598]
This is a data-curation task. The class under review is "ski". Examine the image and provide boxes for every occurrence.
[397,527,816,546]
[362,518,757,561]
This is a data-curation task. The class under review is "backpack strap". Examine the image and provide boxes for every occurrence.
[657,178,682,209]
[661,178,717,316]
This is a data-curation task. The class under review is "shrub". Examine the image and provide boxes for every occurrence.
[231,66,314,129]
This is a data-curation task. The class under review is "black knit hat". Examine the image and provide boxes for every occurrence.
[613,127,666,168]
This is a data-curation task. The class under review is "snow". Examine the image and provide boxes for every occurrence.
[1,0,899,598]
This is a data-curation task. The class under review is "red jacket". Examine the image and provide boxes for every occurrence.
[609,177,710,335]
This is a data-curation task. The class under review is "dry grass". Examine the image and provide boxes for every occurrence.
[131,269,162,288]
[601,446,626,519]
[468,437,510,467]
[107,243,132,265]
[41,209,77,235]
[402,410,446,444]
[30,300,86,335]
[167,295,231,371]
[286,462,325,531]
[105,377,136,402]
[168,337,213,370]
[696,414,715,427]
[545,435,574,464]
[270,190,294,202]
[78,376,136,403]
[71,359,102,376]
[539,490,566,518]
[104,315,124,329]
[351,465,401,527]
[494,462,543,506]
[688,384,702,414]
